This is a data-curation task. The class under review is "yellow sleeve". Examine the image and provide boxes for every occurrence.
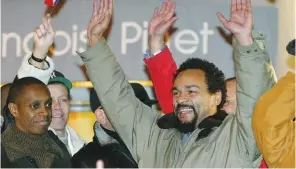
[252,72,295,168]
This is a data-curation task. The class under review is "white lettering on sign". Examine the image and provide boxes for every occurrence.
[121,21,214,56]
[1,22,214,58]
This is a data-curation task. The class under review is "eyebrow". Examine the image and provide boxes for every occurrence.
[185,85,200,89]
[26,98,51,105]
[172,85,200,91]
[52,95,68,99]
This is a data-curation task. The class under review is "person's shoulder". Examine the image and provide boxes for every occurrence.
[48,130,58,139]
[72,141,106,168]
[73,141,104,158]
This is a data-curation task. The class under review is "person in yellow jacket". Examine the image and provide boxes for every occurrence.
[252,71,295,168]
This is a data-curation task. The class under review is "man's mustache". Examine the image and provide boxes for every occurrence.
[175,104,195,113]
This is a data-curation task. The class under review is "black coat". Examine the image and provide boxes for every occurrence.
[1,131,72,168]
[71,124,138,168]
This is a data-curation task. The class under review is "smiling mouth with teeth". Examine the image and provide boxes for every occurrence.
[176,106,195,115]
[52,115,63,118]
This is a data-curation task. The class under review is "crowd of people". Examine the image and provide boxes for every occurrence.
[1,0,295,168]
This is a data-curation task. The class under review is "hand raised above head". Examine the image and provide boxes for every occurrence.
[87,0,113,48]
[216,0,253,46]
[148,1,178,53]
[33,14,55,59]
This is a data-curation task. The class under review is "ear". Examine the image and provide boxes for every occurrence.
[94,108,106,124]
[8,103,18,118]
[210,90,222,107]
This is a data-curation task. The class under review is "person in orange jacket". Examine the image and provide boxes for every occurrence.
[252,39,295,168]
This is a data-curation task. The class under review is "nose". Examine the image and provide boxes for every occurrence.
[52,100,61,110]
[176,91,189,104]
[39,105,49,116]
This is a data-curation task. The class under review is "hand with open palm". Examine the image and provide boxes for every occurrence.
[148,1,178,53]
[217,0,253,46]
[87,0,113,47]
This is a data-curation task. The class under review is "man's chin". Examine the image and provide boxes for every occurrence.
[176,115,198,133]
[176,122,195,133]
[49,122,67,130]
[179,118,193,124]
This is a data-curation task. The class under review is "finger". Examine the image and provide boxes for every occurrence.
[163,16,178,29]
[167,2,176,15]
[241,0,246,10]
[33,32,39,41]
[216,12,229,26]
[102,0,107,13]
[152,8,159,18]
[98,0,104,14]
[46,13,51,18]
[92,0,98,17]
[108,0,113,14]
[245,0,252,12]
[36,29,43,39]
[163,3,176,22]
[105,8,112,22]
[159,2,167,15]
[168,2,176,17]
[39,24,47,36]
[231,0,236,12]
[100,0,106,14]
[47,16,54,33]
[236,0,242,10]
[163,1,171,15]
[105,0,110,10]
[42,17,49,31]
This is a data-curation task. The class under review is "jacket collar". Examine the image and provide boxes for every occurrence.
[157,110,228,140]
[48,125,85,155]
[93,122,119,146]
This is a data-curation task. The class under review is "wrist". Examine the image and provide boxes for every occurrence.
[234,34,254,46]
[149,36,165,53]
[29,57,46,70]
[33,50,47,60]
[88,36,102,48]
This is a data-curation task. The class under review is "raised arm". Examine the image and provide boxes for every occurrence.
[144,48,176,114]
[143,2,178,114]
[78,0,160,162]
[17,14,55,84]
[217,0,277,162]
[252,72,295,168]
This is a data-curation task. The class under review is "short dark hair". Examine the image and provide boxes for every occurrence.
[174,58,226,110]
[48,81,71,100]
[2,77,48,132]
[7,77,47,104]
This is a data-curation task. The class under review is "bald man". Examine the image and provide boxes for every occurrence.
[222,78,237,114]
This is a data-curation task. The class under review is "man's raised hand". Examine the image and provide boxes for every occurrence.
[33,14,55,60]
[216,0,253,46]
[87,0,113,48]
[148,1,177,53]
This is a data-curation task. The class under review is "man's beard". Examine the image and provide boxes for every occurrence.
[174,103,199,133]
